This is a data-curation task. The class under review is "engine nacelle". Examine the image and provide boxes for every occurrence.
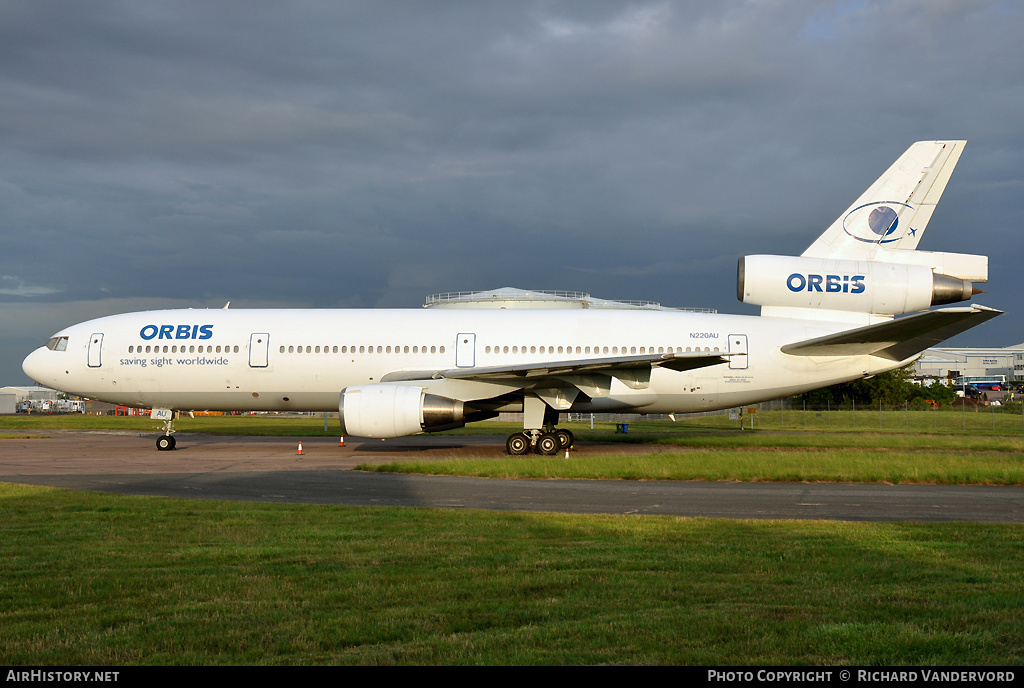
[738,255,979,316]
[338,384,466,438]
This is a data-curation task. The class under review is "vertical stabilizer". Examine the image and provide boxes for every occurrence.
[801,140,966,260]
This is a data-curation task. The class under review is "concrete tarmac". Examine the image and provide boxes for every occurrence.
[1,431,1022,523]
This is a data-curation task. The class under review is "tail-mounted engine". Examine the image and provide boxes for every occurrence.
[738,255,982,316]
[339,384,467,438]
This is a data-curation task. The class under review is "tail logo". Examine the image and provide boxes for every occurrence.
[842,201,913,244]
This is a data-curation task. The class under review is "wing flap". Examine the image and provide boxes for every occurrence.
[380,351,730,385]
[781,305,1001,361]
[438,351,730,380]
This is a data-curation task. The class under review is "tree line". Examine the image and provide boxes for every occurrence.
[794,365,962,408]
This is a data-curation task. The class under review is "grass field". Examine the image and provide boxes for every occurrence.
[2,413,1023,664]
[1,483,1021,665]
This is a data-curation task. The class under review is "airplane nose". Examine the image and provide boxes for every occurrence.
[22,347,51,385]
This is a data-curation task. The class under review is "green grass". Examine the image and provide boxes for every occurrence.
[362,448,1024,484]
[0,413,338,436]
[1,483,1021,665]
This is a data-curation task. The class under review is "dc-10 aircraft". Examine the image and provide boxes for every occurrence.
[23,140,1000,454]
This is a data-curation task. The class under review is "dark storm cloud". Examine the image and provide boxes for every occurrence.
[3,1,1024,382]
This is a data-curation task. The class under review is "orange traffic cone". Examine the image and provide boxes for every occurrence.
[297,442,303,455]
[340,436,345,447]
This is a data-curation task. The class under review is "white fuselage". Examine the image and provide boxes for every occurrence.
[22,307,907,416]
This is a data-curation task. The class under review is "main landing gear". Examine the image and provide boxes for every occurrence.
[505,427,574,456]
[505,397,575,456]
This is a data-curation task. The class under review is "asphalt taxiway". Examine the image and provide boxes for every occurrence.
[1,431,1021,522]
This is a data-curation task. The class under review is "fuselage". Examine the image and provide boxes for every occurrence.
[22,307,907,416]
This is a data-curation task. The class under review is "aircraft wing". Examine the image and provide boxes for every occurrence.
[381,350,731,384]
[781,305,1002,361]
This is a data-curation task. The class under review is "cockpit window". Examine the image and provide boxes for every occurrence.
[45,336,69,352]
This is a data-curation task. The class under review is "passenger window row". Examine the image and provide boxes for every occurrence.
[484,345,720,354]
[278,345,447,354]
[129,345,239,354]
[125,343,720,356]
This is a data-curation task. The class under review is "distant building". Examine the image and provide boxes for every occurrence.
[0,385,59,404]
[913,343,1024,385]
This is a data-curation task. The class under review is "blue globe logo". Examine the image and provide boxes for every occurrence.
[867,205,898,236]
[842,201,912,243]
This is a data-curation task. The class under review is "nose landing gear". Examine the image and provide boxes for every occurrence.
[152,408,177,451]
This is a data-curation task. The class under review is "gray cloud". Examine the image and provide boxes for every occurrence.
[3,0,1024,382]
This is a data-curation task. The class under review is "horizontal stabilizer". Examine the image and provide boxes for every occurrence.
[781,305,1002,361]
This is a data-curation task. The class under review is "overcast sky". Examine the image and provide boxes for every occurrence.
[3,1,1023,384]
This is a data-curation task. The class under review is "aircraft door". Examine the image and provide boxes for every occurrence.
[249,333,270,368]
[88,333,104,368]
[456,333,476,368]
[728,334,748,370]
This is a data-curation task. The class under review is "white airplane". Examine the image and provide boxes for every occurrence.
[23,140,1000,453]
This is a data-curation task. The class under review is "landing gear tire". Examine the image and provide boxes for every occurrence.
[555,429,574,450]
[506,432,530,456]
[156,435,176,451]
[536,432,560,456]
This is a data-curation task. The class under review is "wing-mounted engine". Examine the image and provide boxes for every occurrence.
[738,255,984,317]
[339,384,470,438]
